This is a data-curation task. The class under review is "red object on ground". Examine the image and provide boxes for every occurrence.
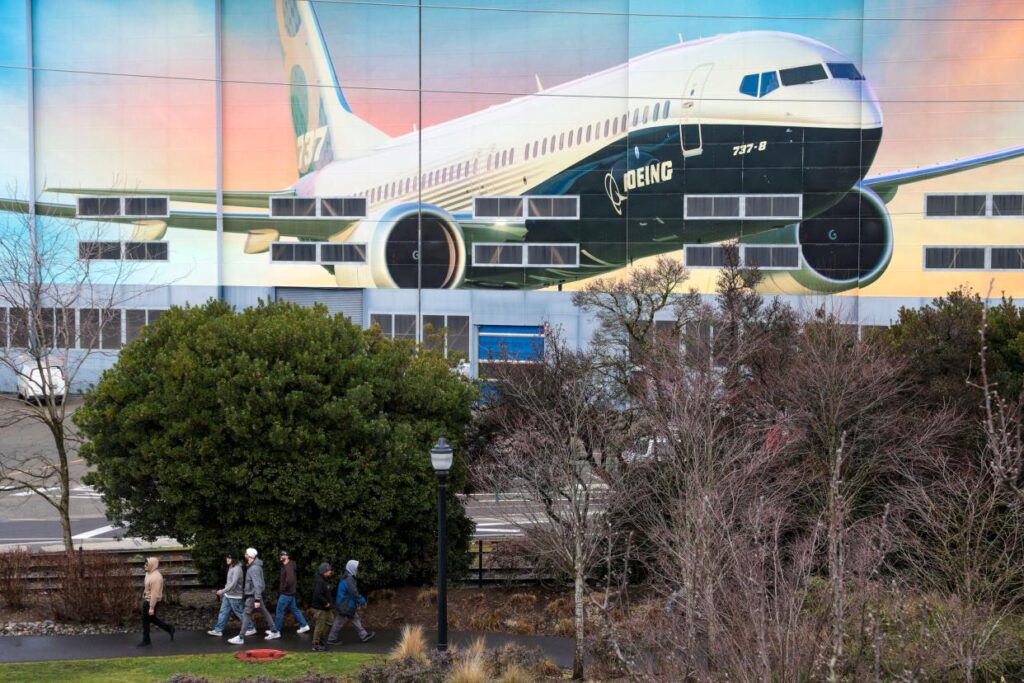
[235,649,288,662]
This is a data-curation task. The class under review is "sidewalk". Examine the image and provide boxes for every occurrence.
[0,627,575,668]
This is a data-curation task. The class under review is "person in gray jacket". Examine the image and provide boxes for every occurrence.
[228,547,276,645]
[207,551,248,636]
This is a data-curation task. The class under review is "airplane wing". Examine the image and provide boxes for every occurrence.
[45,187,293,209]
[864,144,1024,202]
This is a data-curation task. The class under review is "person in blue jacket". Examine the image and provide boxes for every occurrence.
[326,560,375,645]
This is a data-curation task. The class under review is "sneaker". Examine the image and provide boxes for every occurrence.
[265,629,274,635]
[265,631,281,640]
[360,632,376,643]
[326,638,339,646]
[245,628,257,637]
[207,630,223,637]
[228,636,245,645]
[296,625,311,634]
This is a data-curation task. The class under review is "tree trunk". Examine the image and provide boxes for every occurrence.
[573,542,586,680]
[53,419,74,552]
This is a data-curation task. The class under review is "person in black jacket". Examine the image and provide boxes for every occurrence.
[310,562,334,652]
[268,550,310,639]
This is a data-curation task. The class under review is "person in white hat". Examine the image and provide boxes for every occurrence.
[228,548,277,645]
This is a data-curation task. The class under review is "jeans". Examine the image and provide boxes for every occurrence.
[214,595,243,632]
[327,611,368,643]
[141,600,173,643]
[238,596,276,638]
[274,593,309,632]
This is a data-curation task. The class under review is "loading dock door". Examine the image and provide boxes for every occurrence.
[275,287,364,323]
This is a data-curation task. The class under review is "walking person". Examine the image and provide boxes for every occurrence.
[208,552,246,637]
[138,557,175,647]
[266,549,310,639]
[326,560,375,645]
[228,548,276,645]
[310,562,334,652]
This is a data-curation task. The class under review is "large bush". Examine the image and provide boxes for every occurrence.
[76,300,476,588]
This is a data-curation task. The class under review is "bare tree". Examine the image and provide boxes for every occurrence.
[474,335,630,679]
[0,198,165,550]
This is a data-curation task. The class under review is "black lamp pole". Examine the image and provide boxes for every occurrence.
[430,438,453,652]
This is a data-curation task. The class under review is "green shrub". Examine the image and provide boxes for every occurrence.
[77,300,477,589]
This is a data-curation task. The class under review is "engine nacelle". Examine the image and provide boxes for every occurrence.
[331,202,466,289]
[760,185,893,294]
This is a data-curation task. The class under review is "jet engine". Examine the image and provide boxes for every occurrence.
[760,185,893,294]
[330,202,466,289]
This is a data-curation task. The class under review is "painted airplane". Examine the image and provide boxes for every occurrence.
[17,0,1024,292]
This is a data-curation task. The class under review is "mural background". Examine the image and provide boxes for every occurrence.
[0,0,1021,297]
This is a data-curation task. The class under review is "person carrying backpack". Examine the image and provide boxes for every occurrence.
[326,559,375,645]
[310,562,334,652]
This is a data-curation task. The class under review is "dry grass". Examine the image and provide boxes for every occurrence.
[416,587,438,605]
[539,658,562,677]
[389,624,429,662]
[506,593,537,611]
[468,611,503,632]
[370,588,395,602]
[554,617,575,637]
[496,664,534,683]
[448,638,489,683]
[542,597,571,619]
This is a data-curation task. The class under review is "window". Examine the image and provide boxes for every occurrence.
[559,133,565,150]
[100,310,121,350]
[743,246,800,269]
[509,148,514,164]
[632,109,639,127]
[827,62,864,80]
[473,244,524,266]
[270,197,316,217]
[779,64,828,86]
[527,244,579,266]
[686,194,801,219]
[604,119,610,137]
[568,130,574,147]
[76,197,122,217]
[686,195,741,218]
[925,194,987,217]
[474,196,524,219]
[524,143,531,160]
[9,308,29,348]
[653,103,661,122]
[79,241,122,260]
[576,127,583,144]
[993,194,1024,216]
[320,243,367,263]
[421,314,470,358]
[501,150,508,167]
[685,245,725,268]
[541,138,548,155]
[550,135,556,151]
[923,246,986,269]
[526,196,579,219]
[371,313,418,342]
[123,196,169,217]
[992,247,1024,270]
[611,117,618,135]
[478,325,545,372]
[320,197,366,217]
[621,113,628,131]
[759,72,779,96]
[270,243,317,262]
[739,73,759,97]
[533,141,539,157]
[663,100,671,117]
[124,241,169,261]
[124,309,165,344]
[642,105,649,124]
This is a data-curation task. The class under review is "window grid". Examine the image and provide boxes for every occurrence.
[924,193,1024,218]
[684,244,801,271]
[76,196,169,218]
[923,245,1024,271]
[270,196,367,219]
[0,307,167,350]
[473,243,580,268]
[684,194,802,220]
[79,241,169,261]
[473,195,579,220]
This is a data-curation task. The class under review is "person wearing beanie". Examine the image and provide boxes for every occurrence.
[310,562,334,652]
[208,551,245,637]
[138,557,175,646]
[228,548,276,645]
[267,549,310,639]
[326,559,375,645]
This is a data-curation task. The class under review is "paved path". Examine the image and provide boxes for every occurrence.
[0,627,575,668]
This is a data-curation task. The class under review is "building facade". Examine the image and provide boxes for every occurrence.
[1,0,1023,387]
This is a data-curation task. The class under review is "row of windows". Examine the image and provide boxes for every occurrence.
[685,244,801,270]
[684,194,802,220]
[924,246,1024,270]
[0,307,165,350]
[473,243,580,268]
[738,62,863,98]
[270,242,367,264]
[270,196,367,219]
[79,241,168,261]
[369,312,470,359]
[472,196,579,220]
[924,193,1024,218]
[76,196,169,218]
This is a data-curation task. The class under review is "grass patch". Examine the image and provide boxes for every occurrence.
[0,651,377,683]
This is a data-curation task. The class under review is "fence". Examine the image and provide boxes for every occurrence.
[9,546,201,593]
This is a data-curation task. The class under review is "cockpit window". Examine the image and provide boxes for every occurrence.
[759,71,779,96]
[827,62,864,80]
[739,73,759,97]
[779,63,828,86]
[739,71,780,98]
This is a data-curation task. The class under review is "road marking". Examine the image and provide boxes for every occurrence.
[71,524,120,540]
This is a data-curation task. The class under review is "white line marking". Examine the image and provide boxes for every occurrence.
[71,524,119,540]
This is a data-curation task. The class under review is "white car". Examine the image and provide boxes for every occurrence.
[17,363,67,404]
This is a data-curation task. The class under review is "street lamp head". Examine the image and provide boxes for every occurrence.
[430,437,454,473]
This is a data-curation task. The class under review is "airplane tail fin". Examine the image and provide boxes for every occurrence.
[275,0,389,176]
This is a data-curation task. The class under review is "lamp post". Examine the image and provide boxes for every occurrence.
[430,437,453,652]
